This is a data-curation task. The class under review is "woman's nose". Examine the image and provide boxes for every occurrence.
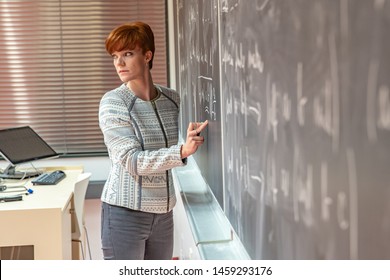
[115,56,125,66]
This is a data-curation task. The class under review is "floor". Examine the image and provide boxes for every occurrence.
[84,199,103,260]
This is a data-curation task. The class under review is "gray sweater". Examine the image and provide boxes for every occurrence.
[99,83,186,213]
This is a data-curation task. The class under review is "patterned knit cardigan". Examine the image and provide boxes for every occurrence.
[99,83,186,213]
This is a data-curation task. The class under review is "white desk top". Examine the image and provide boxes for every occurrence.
[0,167,82,212]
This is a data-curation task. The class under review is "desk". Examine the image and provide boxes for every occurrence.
[0,166,82,260]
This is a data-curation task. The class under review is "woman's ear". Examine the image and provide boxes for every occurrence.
[145,50,153,63]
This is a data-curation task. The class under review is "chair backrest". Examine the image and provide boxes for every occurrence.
[71,172,92,240]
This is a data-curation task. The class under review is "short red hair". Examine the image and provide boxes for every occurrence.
[105,22,155,69]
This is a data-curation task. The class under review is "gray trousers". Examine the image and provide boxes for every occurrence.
[101,202,174,260]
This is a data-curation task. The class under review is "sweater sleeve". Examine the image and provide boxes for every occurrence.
[99,92,185,176]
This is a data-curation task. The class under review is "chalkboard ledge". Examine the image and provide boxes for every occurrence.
[173,156,250,260]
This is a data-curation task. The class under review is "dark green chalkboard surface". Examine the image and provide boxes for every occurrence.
[175,0,390,259]
[176,0,223,206]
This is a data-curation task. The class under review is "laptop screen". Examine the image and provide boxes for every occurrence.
[0,126,58,165]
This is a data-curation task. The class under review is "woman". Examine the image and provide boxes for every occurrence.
[99,22,208,260]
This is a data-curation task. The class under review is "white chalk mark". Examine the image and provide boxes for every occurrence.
[313,80,332,137]
[248,102,262,126]
[367,59,379,143]
[337,192,349,230]
[271,83,278,142]
[227,146,233,173]
[198,75,212,81]
[226,96,232,116]
[280,168,290,198]
[242,80,248,136]
[347,148,358,259]
[235,42,245,71]
[251,172,265,202]
[248,43,264,73]
[292,150,300,222]
[245,147,250,191]
[283,93,291,121]
[269,155,278,206]
[302,165,314,227]
[292,150,314,227]
[328,32,340,152]
[266,73,272,133]
[378,85,390,129]
[257,0,270,11]
[266,154,275,205]
[297,62,307,126]
[229,2,239,12]
[320,162,333,221]
[221,0,228,13]
[251,174,264,187]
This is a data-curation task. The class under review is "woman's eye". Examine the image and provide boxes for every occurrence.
[125,52,133,56]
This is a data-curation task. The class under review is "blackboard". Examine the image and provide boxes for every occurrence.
[176,0,223,206]
[175,0,390,259]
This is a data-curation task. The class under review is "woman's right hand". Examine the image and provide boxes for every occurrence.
[181,120,209,159]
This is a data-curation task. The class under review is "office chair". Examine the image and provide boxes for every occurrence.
[71,172,92,260]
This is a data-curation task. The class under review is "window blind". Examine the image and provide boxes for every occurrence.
[0,0,167,154]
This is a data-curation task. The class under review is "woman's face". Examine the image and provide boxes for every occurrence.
[111,46,151,83]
